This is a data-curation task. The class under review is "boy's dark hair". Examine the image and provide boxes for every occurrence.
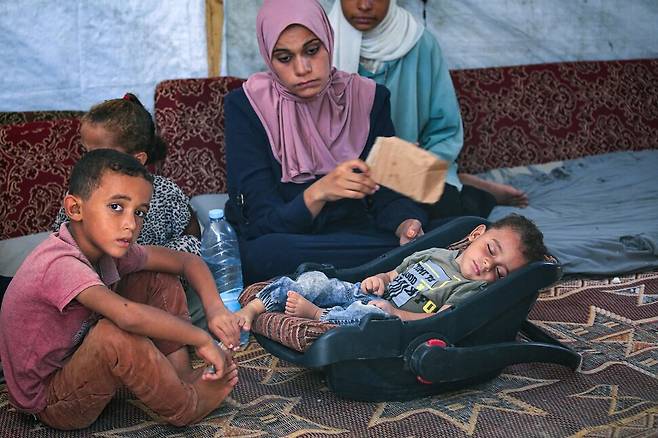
[490,214,548,263]
[82,93,167,165]
[69,149,154,200]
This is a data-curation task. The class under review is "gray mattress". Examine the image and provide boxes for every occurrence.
[482,150,658,275]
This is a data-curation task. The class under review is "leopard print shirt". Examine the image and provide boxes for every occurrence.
[53,175,201,255]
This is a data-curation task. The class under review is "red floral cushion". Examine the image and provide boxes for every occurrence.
[452,59,658,173]
[154,76,246,197]
[0,111,85,126]
[0,119,83,239]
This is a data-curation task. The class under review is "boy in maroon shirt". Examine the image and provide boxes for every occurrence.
[0,149,240,429]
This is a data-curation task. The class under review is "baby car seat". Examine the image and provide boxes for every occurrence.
[252,216,581,401]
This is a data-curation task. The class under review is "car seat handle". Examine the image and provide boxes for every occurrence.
[409,340,581,385]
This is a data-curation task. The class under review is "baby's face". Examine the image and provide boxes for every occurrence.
[456,226,527,283]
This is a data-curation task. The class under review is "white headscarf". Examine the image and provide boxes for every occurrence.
[329,0,423,73]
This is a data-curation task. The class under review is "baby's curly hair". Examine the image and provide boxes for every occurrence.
[490,214,548,263]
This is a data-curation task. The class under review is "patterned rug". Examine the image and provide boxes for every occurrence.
[2,272,657,437]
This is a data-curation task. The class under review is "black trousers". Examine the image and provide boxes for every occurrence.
[425,183,496,220]
[239,184,494,284]
[239,217,456,284]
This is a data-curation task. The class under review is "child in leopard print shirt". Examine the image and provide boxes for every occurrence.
[53,93,200,254]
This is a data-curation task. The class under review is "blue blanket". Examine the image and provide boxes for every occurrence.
[483,150,658,274]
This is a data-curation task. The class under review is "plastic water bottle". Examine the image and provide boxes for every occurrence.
[200,208,249,346]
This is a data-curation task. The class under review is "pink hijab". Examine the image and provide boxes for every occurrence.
[243,0,376,183]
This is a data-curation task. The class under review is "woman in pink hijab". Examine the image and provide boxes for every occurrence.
[224,0,432,283]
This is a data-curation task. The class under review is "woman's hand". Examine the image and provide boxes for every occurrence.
[206,305,242,351]
[304,159,379,217]
[396,218,424,245]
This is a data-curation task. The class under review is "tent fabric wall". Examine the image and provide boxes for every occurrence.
[0,0,207,113]
[1,0,657,113]
[223,0,658,78]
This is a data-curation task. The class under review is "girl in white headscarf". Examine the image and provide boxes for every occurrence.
[329,0,528,217]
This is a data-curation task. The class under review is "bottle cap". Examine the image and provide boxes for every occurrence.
[208,209,224,220]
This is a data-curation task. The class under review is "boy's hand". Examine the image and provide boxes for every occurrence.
[206,306,242,351]
[361,275,386,296]
[197,339,234,381]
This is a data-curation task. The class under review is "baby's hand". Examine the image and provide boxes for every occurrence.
[368,299,396,314]
[361,275,385,296]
